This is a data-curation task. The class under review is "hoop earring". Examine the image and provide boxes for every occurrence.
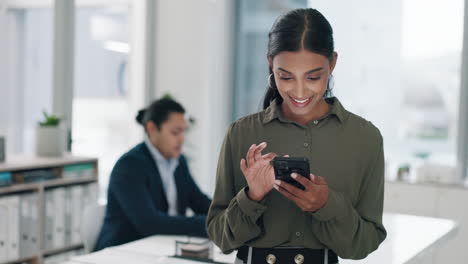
[327,74,335,96]
[327,74,335,90]
[268,73,274,89]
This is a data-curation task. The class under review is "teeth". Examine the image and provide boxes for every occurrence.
[293,98,310,104]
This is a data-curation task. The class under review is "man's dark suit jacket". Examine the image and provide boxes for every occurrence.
[94,143,212,251]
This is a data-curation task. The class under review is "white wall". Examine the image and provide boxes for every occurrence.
[153,0,234,195]
[0,8,25,155]
[0,7,9,134]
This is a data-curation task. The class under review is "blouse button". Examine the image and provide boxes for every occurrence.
[266,254,276,264]
[313,120,318,125]
[303,143,309,147]
[294,254,305,264]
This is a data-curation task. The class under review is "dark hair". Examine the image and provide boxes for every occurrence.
[263,8,335,109]
[136,98,185,130]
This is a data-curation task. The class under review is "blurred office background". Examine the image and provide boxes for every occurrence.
[0,0,468,263]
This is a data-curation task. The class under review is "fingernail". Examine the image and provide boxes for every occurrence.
[260,142,266,146]
[275,180,281,185]
[273,185,279,190]
[291,173,297,178]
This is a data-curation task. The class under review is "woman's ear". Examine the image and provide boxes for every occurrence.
[330,52,338,73]
[267,56,273,69]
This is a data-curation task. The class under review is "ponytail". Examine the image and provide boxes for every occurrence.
[135,109,147,125]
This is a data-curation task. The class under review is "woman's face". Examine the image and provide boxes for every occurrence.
[270,49,337,118]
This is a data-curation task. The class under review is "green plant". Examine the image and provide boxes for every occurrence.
[39,110,61,126]
[414,151,430,160]
[162,93,173,100]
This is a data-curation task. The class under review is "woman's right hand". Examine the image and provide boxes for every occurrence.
[240,142,278,201]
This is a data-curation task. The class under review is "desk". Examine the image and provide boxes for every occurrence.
[64,213,457,264]
[341,213,457,264]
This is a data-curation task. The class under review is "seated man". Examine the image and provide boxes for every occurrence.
[94,98,211,251]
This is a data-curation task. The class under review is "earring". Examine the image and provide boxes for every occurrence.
[325,74,335,98]
[327,74,335,90]
[268,73,274,89]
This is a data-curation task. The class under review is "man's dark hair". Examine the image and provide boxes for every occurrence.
[135,98,185,130]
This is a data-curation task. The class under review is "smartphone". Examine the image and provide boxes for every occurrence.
[271,157,310,190]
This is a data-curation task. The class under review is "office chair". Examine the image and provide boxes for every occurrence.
[81,203,106,252]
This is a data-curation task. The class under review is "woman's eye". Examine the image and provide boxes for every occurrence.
[279,77,293,80]
[308,77,321,81]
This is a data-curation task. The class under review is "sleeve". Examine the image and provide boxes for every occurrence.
[206,124,268,254]
[110,156,208,238]
[181,157,213,214]
[308,134,387,259]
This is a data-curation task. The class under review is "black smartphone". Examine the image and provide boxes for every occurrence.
[271,157,310,190]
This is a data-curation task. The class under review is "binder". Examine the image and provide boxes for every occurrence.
[88,183,99,204]
[53,188,65,249]
[44,190,55,250]
[7,195,20,261]
[30,193,39,255]
[0,197,8,262]
[81,184,90,211]
[81,183,98,212]
[64,187,73,246]
[12,168,60,183]
[0,172,12,187]
[63,163,95,179]
[71,185,83,245]
[19,193,30,258]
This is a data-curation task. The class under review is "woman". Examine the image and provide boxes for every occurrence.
[207,8,386,264]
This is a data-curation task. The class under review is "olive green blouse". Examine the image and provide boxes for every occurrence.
[206,97,386,260]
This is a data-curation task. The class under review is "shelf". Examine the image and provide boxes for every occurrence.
[0,155,98,264]
[0,176,97,195]
[386,179,468,190]
[0,154,97,173]
[0,182,40,195]
[43,176,98,188]
[0,255,39,264]
[43,244,84,257]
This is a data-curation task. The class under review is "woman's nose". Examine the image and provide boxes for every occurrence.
[294,80,307,98]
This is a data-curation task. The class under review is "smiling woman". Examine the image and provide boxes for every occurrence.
[207,8,386,264]
[268,50,336,125]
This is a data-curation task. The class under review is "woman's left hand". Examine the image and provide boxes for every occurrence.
[273,173,329,212]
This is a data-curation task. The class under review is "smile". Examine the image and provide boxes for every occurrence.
[292,98,310,104]
[289,96,313,108]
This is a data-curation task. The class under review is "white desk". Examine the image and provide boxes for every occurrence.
[65,213,457,264]
[341,213,457,264]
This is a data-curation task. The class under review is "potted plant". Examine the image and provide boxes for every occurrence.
[35,110,66,157]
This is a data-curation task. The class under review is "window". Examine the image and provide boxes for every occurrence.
[72,2,140,198]
[0,1,54,155]
[232,0,466,183]
[0,0,149,199]
[311,0,463,183]
[232,0,308,120]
